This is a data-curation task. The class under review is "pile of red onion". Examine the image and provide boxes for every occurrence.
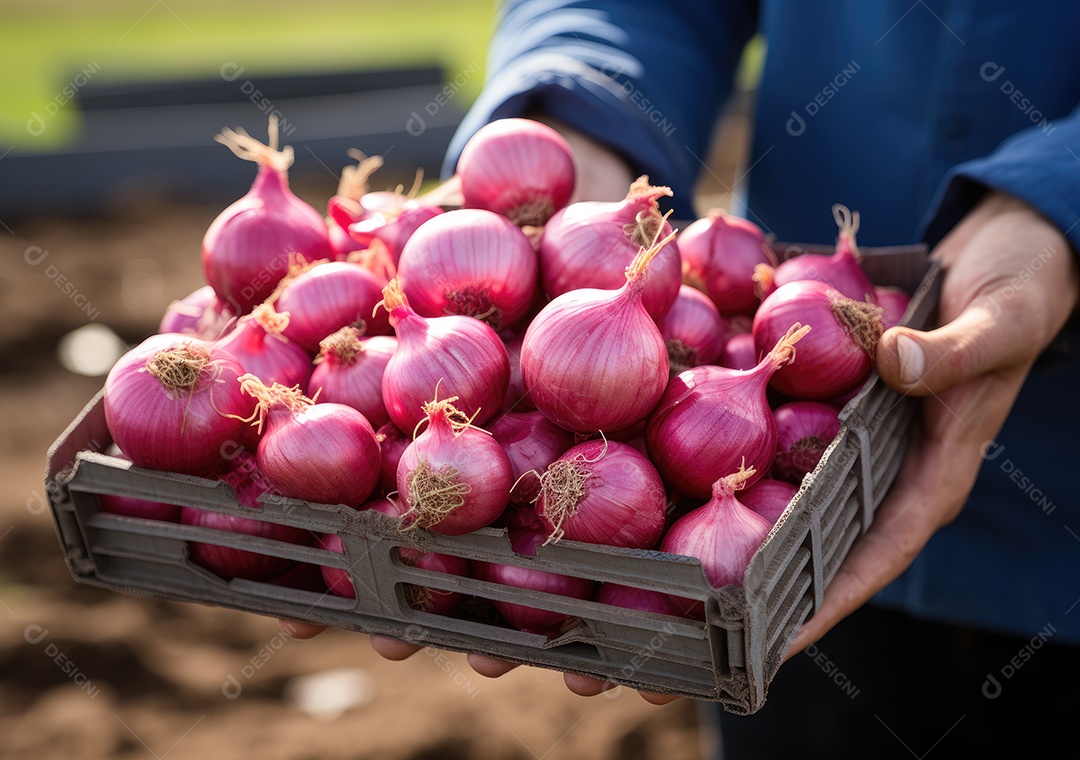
[103,116,906,632]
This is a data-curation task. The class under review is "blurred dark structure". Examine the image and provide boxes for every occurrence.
[0,67,464,216]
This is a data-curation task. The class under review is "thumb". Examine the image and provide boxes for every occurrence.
[876,296,1032,396]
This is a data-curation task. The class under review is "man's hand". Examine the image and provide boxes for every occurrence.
[788,191,1080,656]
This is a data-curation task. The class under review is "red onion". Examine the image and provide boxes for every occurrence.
[216,304,312,389]
[720,332,758,371]
[158,285,233,339]
[502,332,534,411]
[380,278,510,431]
[308,328,397,429]
[272,260,390,352]
[182,451,312,581]
[521,231,675,433]
[397,208,538,329]
[375,422,410,497]
[763,205,876,302]
[326,150,385,253]
[104,335,252,476]
[538,177,681,321]
[659,284,726,374]
[472,528,594,636]
[488,411,574,507]
[646,324,810,498]
[753,280,882,399]
[660,467,772,618]
[738,478,799,526]
[348,202,444,267]
[772,401,841,483]
[318,532,358,598]
[396,395,513,535]
[98,449,180,522]
[242,376,380,506]
[679,210,775,315]
[202,118,333,313]
[535,440,666,549]
[457,118,575,227]
[875,285,911,330]
[595,583,673,615]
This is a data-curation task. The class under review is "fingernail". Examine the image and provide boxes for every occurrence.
[896,333,924,385]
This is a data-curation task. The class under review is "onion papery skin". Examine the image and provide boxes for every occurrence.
[308,330,397,430]
[875,285,911,330]
[720,332,758,371]
[595,582,674,615]
[660,284,726,374]
[273,261,390,352]
[104,335,252,476]
[182,451,312,581]
[397,209,538,329]
[772,401,841,483]
[348,201,444,267]
[538,178,680,321]
[159,285,233,339]
[382,288,510,432]
[660,471,772,618]
[489,411,574,507]
[457,118,575,227]
[738,478,799,526]
[753,280,881,399]
[472,529,595,636]
[679,211,775,316]
[535,440,667,549]
[216,305,312,389]
[202,163,332,314]
[646,324,808,498]
[253,385,381,507]
[396,400,513,536]
[375,422,410,496]
[521,286,669,434]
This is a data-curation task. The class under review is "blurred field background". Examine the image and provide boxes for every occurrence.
[0,2,756,758]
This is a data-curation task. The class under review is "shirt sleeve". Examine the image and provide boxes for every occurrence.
[441,0,759,220]
[922,102,1080,252]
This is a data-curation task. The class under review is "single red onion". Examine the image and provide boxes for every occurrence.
[380,278,510,431]
[472,527,594,636]
[521,231,675,433]
[738,478,799,526]
[772,401,841,483]
[104,335,252,476]
[538,176,681,321]
[646,324,810,498]
[759,205,876,302]
[318,532,358,598]
[158,285,233,339]
[216,304,312,389]
[242,376,380,506]
[457,118,575,227]
[272,260,390,352]
[753,280,882,399]
[535,440,667,549]
[720,332,758,371]
[396,396,513,535]
[595,583,673,615]
[202,118,333,313]
[375,421,410,496]
[397,208,538,329]
[488,411,574,507]
[659,284,726,374]
[182,451,312,581]
[308,328,397,429]
[660,467,772,618]
[679,210,775,316]
[875,285,911,330]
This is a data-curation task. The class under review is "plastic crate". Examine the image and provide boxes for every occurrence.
[44,243,939,714]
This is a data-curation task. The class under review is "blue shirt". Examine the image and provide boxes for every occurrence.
[445,1,1080,642]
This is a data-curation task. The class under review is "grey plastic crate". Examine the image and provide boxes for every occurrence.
[44,244,939,714]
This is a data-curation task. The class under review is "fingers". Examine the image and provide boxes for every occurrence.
[466,653,520,678]
[369,635,423,660]
[278,619,327,639]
